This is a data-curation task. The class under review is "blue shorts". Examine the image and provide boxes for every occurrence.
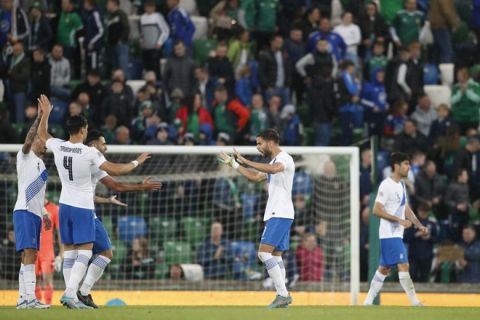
[13,210,42,252]
[380,238,408,267]
[93,218,112,255]
[59,203,95,245]
[260,218,293,252]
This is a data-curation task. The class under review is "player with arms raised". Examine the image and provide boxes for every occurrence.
[37,95,151,309]
[218,129,294,308]
[364,152,428,306]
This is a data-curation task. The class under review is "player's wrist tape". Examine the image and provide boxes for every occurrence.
[131,160,139,168]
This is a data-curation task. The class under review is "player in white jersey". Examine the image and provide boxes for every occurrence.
[218,129,295,308]
[13,108,52,309]
[37,95,151,309]
[364,152,428,306]
[74,130,161,308]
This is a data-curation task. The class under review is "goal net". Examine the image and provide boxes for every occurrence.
[0,145,359,304]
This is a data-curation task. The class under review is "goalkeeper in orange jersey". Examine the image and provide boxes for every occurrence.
[35,199,63,305]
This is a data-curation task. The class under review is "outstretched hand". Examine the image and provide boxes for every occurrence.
[109,195,128,207]
[142,176,162,191]
[37,94,53,115]
[136,153,151,165]
[233,148,247,165]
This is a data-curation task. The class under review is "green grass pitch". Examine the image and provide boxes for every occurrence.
[1,306,479,320]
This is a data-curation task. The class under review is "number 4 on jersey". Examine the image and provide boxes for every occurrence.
[63,156,73,181]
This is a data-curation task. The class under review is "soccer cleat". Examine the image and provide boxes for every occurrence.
[16,300,28,309]
[26,299,50,309]
[413,302,424,307]
[77,291,99,309]
[267,295,291,309]
[60,295,93,309]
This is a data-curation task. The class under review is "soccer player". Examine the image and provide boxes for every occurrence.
[364,152,428,306]
[37,95,151,309]
[76,130,162,308]
[35,200,63,305]
[218,129,295,308]
[13,107,52,309]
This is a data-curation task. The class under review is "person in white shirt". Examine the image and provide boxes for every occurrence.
[333,12,361,67]
[218,129,295,308]
[13,107,52,309]
[37,95,151,309]
[364,152,428,306]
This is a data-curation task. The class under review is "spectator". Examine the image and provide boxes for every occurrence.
[445,169,471,241]
[167,88,184,122]
[209,0,240,41]
[385,46,410,105]
[361,68,387,138]
[175,93,214,142]
[207,42,235,94]
[456,225,480,283]
[293,7,321,42]
[365,41,387,81]
[164,40,196,98]
[48,44,71,100]
[296,233,324,281]
[411,94,437,137]
[0,0,29,49]
[405,203,438,282]
[194,66,217,112]
[71,69,106,127]
[123,238,155,280]
[307,17,346,62]
[106,0,130,79]
[258,34,290,105]
[140,0,169,80]
[101,114,118,143]
[19,104,37,141]
[394,119,429,155]
[56,0,83,78]
[196,222,229,279]
[30,48,50,101]
[166,0,195,50]
[253,0,279,51]
[280,104,302,146]
[0,109,17,143]
[359,2,389,60]
[113,125,131,145]
[82,0,104,73]
[246,94,268,143]
[131,100,154,142]
[429,0,460,64]
[227,28,253,75]
[109,69,134,104]
[383,100,408,138]
[284,27,306,105]
[453,136,480,200]
[101,80,133,127]
[451,67,480,134]
[429,104,454,145]
[333,12,361,67]
[0,225,20,280]
[296,39,336,81]
[28,1,52,52]
[391,0,424,47]
[360,206,370,281]
[266,94,282,131]
[405,42,424,113]
[199,124,215,145]
[147,123,173,145]
[360,149,373,207]
[7,42,30,123]
[473,1,480,62]
[211,85,250,140]
[415,160,447,219]
[216,132,231,146]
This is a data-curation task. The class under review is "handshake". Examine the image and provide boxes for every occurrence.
[217,149,247,170]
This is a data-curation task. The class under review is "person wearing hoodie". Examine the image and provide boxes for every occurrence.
[280,104,303,146]
[175,93,214,143]
[166,0,195,50]
[361,68,387,138]
[338,60,362,146]
[411,94,437,137]
[246,94,268,143]
[199,123,215,145]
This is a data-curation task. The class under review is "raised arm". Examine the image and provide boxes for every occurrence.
[100,176,162,192]
[233,148,284,174]
[99,153,151,176]
[37,94,53,142]
[94,195,128,207]
[22,109,41,154]
[217,152,267,182]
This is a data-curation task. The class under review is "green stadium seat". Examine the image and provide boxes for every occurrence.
[193,39,217,66]
[155,263,169,280]
[49,124,65,140]
[164,241,192,265]
[149,217,177,246]
[302,127,314,146]
[68,80,82,90]
[108,239,128,279]
[101,215,114,239]
[181,217,209,247]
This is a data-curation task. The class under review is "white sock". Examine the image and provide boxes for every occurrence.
[364,270,386,305]
[258,252,288,297]
[274,256,286,283]
[80,255,111,296]
[399,271,421,305]
[63,250,77,288]
[18,264,25,301]
[65,250,92,298]
[23,264,36,302]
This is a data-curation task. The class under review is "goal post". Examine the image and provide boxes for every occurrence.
[0,144,359,305]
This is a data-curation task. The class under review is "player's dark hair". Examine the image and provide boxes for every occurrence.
[66,115,88,135]
[257,129,280,144]
[86,129,104,145]
[390,152,410,171]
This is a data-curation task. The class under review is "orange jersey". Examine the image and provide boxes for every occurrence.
[38,201,59,257]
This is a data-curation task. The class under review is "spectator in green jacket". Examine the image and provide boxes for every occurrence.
[56,0,83,78]
[451,67,480,134]
[391,0,425,47]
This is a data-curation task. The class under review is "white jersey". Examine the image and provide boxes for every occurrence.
[375,177,408,239]
[46,138,106,209]
[13,150,48,217]
[263,151,295,221]
[91,167,109,219]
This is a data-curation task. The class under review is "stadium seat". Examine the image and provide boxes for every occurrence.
[424,85,451,108]
[118,216,147,242]
[155,263,169,279]
[108,239,128,279]
[49,124,65,140]
[101,215,115,239]
[192,16,208,40]
[193,39,218,66]
[149,217,177,246]
[126,80,146,95]
[48,98,68,124]
[164,241,192,265]
[181,217,209,247]
[68,80,82,91]
[423,63,439,85]
[439,63,454,87]
[227,241,257,280]
[179,0,197,15]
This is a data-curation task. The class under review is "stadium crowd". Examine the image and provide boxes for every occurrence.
[1,0,480,285]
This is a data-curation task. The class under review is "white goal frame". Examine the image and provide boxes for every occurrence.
[0,144,359,305]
